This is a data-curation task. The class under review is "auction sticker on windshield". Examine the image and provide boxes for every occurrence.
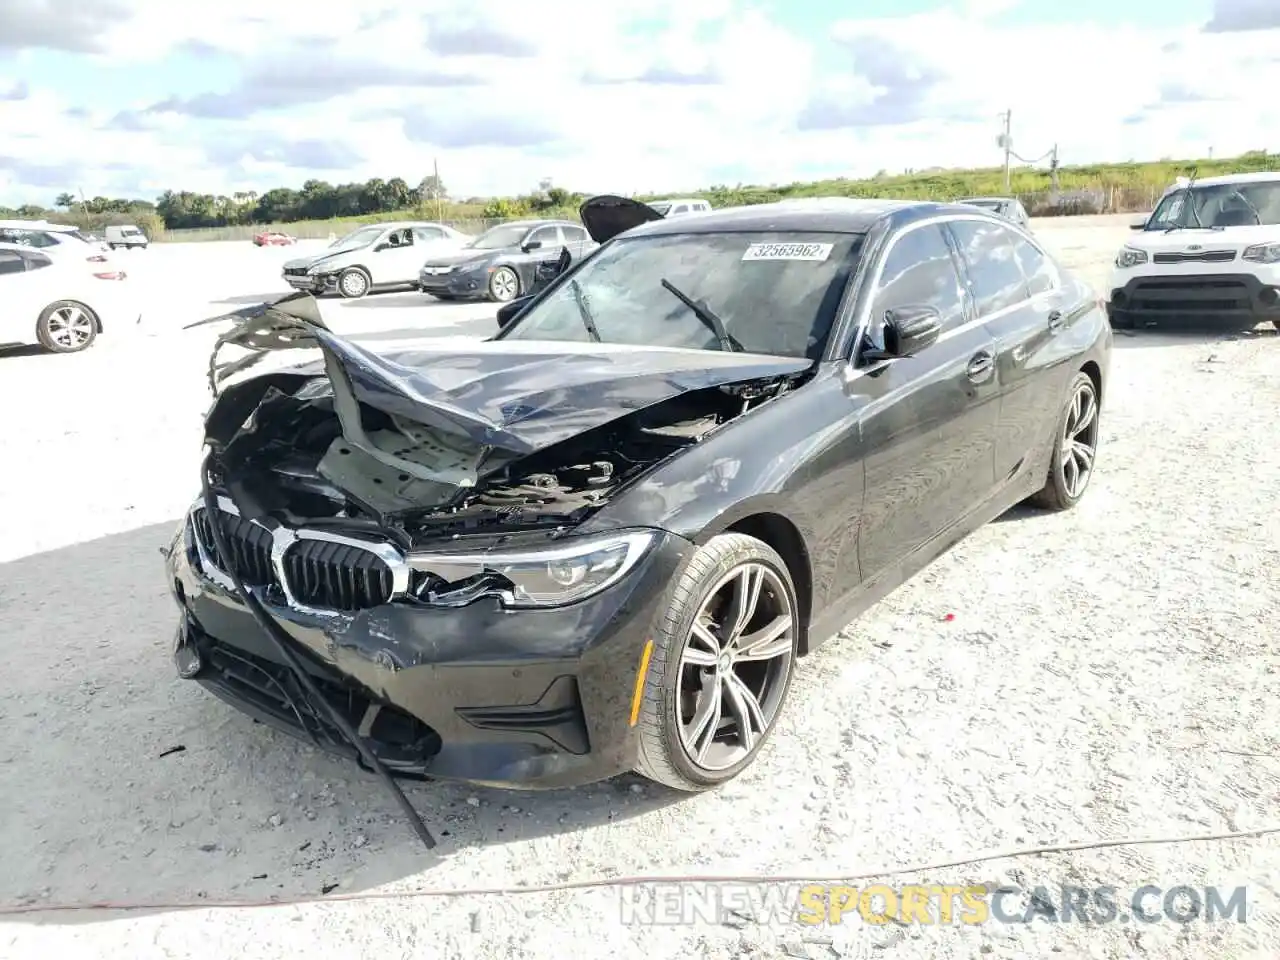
[742,242,834,262]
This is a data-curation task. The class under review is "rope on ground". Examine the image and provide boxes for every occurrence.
[2,824,1276,917]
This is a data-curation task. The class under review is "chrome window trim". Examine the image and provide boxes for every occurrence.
[842,212,1062,381]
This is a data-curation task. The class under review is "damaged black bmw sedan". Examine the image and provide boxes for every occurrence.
[166,198,1111,795]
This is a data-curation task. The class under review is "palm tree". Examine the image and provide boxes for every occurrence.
[54,192,75,209]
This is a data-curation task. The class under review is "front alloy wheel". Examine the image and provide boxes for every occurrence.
[1030,370,1100,511]
[337,267,371,299]
[487,266,520,302]
[634,533,799,791]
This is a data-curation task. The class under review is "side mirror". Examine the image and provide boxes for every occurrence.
[863,304,942,362]
[1129,215,1149,231]
[374,242,391,252]
[522,239,543,252]
[496,295,533,328]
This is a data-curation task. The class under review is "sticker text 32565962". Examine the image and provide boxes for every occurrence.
[741,242,834,262]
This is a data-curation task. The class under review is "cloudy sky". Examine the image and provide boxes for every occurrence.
[1,0,1277,206]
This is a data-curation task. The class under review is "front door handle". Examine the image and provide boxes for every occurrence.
[966,351,995,383]
[1047,309,1064,331]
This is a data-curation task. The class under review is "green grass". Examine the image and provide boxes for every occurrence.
[159,150,1278,242]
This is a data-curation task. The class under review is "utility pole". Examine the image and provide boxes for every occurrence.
[433,157,442,222]
[77,186,90,229]
[999,110,1012,192]
[1049,143,1060,194]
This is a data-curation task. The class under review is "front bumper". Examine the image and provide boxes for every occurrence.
[165,518,691,789]
[1108,269,1280,323]
[418,269,487,299]
[284,273,337,294]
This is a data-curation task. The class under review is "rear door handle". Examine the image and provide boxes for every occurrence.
[966,351,995,383]
[1047,309,1064,331]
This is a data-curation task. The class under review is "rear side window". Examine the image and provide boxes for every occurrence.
[868,223,967,342]
[947,219,1028,315]
[0,250,25,275]
[1010,235,1057,297]
[22,251,54,270]
[413,226,445,242]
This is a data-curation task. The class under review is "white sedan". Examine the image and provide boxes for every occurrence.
[0,242,140,354]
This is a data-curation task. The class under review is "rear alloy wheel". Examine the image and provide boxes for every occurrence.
[634,533,799,792]
[487,266,520,302]
[1029,371,1100,511]
[37,301,98,353]
[337,267,371,299]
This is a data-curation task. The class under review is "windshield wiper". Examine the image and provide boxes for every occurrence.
[568,278,601,342]
[660,279,740,352]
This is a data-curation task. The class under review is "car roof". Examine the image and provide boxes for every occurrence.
[958,196,1014,203]
[618,198,963,237]
[651,198,706,204]
[1177,171,1280,188]
[374,220,457,230]
[0,219,79,231]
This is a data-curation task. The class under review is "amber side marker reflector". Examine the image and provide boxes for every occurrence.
[628,639,655,727]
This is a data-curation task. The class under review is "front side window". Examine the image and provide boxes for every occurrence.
[868,223,967,345]
[948,219,1029,315]
[501,230,864,359]
[526,226,560,248]
[330,226,383,251]
[1146,180,1280,229]
[648,201,672,216]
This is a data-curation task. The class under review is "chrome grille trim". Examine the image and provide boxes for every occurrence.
[188,496,411,618]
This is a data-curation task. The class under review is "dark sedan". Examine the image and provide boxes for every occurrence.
[166,199,1110,812]
[419,219,594,302]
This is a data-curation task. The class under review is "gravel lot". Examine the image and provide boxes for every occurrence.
[1,216,1277,960]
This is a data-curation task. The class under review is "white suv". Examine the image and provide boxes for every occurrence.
[1107,172,1280,330]
[0,220,115,269]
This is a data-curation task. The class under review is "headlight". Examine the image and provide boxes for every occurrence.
[1243,242,1280,264]
[1114,247,1148,269]
[406,530,657,609]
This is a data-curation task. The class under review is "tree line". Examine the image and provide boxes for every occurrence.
[0,174,586,233]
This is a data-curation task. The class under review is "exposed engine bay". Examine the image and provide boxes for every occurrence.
[199,294,812,545]
[223,376,792,539]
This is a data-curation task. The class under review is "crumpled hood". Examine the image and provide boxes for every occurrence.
[199,293,811,472]
[419,248,499,270]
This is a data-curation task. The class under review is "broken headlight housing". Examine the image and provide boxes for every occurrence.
[407,529,657,609]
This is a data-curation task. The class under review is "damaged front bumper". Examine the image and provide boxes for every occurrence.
[165,514,691,789]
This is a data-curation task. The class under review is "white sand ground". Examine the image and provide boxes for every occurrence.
[0,215,1276,960]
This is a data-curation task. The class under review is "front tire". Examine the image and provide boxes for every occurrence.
[1029,371,1100,511]
[337,267,371,299]
[633,533,799,792]
[487,266,520,303]
[36,301,98,353]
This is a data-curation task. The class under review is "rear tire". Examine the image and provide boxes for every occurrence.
[36,301,98,354]
[633,533,799,792]
[1029,371,1100,512]
[337,267,371,299]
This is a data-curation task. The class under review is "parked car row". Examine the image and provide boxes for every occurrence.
[278,198,718,304]
[167,188,1114,845]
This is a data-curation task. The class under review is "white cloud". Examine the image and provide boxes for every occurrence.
[1,0,1277,207]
